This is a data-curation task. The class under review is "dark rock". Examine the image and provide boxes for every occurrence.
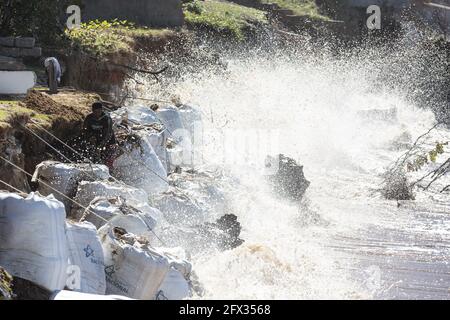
[0,267,13,300]
[0,37,15,47]
[14,37,35,48]
[200,214,244,250]
[11,277,52,300]
[266,154,310,202]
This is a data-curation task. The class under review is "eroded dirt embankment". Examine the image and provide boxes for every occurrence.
[0,90,100,192]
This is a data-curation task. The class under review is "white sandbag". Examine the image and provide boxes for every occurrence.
[0,192,68,291]
[166,145,185,172]
[32,161,110,212]
[145,129,169,171]
[122,105,160,125]
[156,268,191,300]
[153,187,207,226]
[113,130,169,195]
[83,197,123,229]
[51,290,134,300]
[71,180,148,219]
[178,104,203,141]
[65,221,106,295]
[100,227,170,299]
[83,197,159,237]
[100,214,153,240]
[156,106,187,139]
[158,247,192,279]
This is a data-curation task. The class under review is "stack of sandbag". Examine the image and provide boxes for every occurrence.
[153,187,207,226]
[65,221,106,295]
[0,192,68,291]
[31,161,110,212]
[99,226,170,300]
[83,196,163,240]
[156,247,192,300]
[113,129,169,195]
[70,180,149,219]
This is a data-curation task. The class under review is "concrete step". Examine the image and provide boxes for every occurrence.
[0,55,26,71]
[0,46,42,58]
[0,37,15,47]
[15,37,36,49]
[0,71,36,94]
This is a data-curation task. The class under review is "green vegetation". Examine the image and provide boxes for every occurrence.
[0,267,13,300]
[406,142,448,172]
[65,19,174,56]
[0,102,51,125]
[258,0,328,20]
[0,0,72,44]
[183,0,268,41]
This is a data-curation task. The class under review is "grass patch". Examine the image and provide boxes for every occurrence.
[65,19,174,56]
[258,0,329,20]
[183,0,268,41]
[0,102,52,125]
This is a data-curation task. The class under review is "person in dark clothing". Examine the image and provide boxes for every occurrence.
[83,102,117,168]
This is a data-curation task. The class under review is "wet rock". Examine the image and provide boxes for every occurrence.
[265,154,310,202]
[205,214,244,250]
[11,277,52,300]
[158,214,244,252]
[0,267,13,300]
